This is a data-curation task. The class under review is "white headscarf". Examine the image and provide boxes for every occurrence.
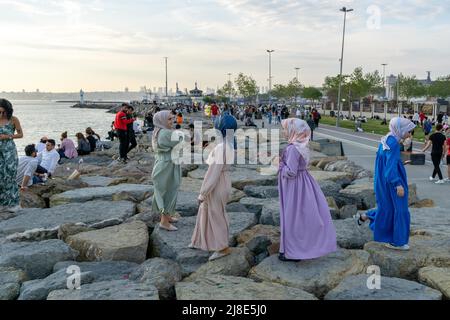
[381,117,416,151]
[152,111,172,150]
[281,118,311,164]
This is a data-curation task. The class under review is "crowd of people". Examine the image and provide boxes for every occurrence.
[1,96,449,262]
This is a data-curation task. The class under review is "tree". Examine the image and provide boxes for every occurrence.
[349,67,384,116]
[428,75,450,99]
[395,74,427,103]
[323,74,351,113]
[217,80,237,102]
[235,73,258,102]
[271,84,289,100]
[286,78,303,103]
[302,87,323,107]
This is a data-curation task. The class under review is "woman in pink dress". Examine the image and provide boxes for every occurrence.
[278,118,337,261]
[190,114,237,261]
[58,132,78,160]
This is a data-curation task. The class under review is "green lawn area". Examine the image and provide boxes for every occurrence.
[320,116,427,143]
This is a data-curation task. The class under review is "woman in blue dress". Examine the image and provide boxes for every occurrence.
[356,117,416,250]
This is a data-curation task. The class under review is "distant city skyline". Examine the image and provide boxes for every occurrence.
[1,0,450,92]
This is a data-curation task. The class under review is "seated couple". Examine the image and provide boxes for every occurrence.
[16,142,60,190]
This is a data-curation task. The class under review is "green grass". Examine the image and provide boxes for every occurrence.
[319,116,427,143]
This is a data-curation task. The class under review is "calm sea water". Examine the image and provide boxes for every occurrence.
[10,100,116,155]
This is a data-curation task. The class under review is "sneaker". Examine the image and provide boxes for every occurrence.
[209,251,230,261]
[384,243,410,251]
[435,180,445,184]
[444,178,450,182]
[429,176,436,181]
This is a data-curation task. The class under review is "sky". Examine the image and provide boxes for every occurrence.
[1,0,450,92]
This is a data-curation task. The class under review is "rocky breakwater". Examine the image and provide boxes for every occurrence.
[0,124,446,300]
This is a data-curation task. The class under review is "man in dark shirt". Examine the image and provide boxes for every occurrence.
[307,115,316,141]
[422,124,447,184]
[127,106,137,156]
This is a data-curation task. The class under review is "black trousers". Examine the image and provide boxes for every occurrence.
[431,153,443,180]
[128,130,137,153]
[117,129,129,160]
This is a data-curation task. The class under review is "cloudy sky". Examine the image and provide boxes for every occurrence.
[1,0,449,92]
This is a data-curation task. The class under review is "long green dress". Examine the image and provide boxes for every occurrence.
[151,129,182,216]
[0,122,19,207]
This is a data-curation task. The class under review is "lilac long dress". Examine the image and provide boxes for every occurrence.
[279,144,337,260]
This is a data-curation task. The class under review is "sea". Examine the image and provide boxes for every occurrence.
[10,100,117,155]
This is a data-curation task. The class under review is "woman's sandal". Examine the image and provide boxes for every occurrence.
[159,223,178,231]
[278,253,302,262]
[353,213,366,226]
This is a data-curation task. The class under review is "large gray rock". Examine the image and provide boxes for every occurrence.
[150,212,258,276]
[18,269,95,300]
[129,258,182,300]
[410,207,450,237]
[364,235,450,280]
[259,200,280,226]
[50,184,153,206]
[309,171,353,186]
[66,221,149,264]
[317,180,342,200]
[53,261,139,279]
[418,267,450,299]
[243,186,279,199]
[176,275,317,300]
[249,249,370,298]
[323,160,373,180]
[80,176,116,187]
[236,225,280,255]
[0,240,78,280]
[185,247,254,281]
[334,219,373,249]
[47,280,159,300]
[338,184,376,210]
[324,275,442,300]
[0,201,136,238]
[175,192,199,217]
[188,167,278,191]
[0,267,28,300]
[0,283,20,300]
[239,197,275,215]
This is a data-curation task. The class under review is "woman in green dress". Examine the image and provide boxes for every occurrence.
[0,99,24,212]
[152,110,183,231]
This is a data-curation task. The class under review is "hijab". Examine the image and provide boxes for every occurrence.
[281,118,311,164]
[207,114,238,165]
[152,110,172,150]
[381,117,416,151]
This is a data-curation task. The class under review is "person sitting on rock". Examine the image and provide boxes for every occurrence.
[355,117,416,251]
[190,113,238,261]
[277,118,337,261]
[58,131,78,160]
[76,133,91,156]
[37,139,60,177]
[85,127,101,152]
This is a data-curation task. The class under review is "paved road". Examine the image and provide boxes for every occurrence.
[315,124,450,206]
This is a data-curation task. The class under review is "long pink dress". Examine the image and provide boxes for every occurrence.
[190,143,232,252]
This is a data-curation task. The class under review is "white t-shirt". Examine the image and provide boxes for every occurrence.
[37,149,60,174]
[16,156,39,187]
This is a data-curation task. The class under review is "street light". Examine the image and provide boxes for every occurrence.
[295,67,300,81]
[336,7,353,127]
[381,63,388,120]
[267,50,275,104]
[227,73,232,103]
[164,57,168,99]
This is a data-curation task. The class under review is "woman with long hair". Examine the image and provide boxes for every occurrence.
[58,132,78,159]
[76,132,91,156]
[0,99,23,212]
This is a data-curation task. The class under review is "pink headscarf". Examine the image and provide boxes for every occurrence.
[281,118,311,164]
[152,111,172,150]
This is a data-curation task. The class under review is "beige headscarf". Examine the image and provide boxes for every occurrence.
[152,111,172,150]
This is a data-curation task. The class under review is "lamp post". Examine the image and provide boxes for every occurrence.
[295,67,300,81]
[164,57,168,100]
[227,73,232,103]
[336,7,353,127]
[381,63,388,120]
[267,50,274,104]
[295,68,300,106]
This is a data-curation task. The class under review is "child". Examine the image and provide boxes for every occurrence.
[278,118,337,261]
[356,117,416,250]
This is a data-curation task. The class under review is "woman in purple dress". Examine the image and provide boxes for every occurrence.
[278,118,337,261]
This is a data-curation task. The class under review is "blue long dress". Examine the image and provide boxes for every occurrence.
[366,136,410,247]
